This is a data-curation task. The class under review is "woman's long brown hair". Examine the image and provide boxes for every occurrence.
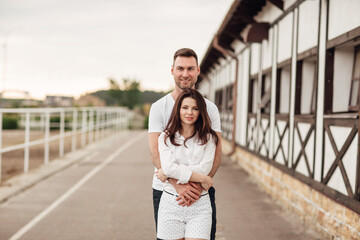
[164,89,218,147]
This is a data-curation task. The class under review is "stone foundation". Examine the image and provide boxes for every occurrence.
[222,139,360,240]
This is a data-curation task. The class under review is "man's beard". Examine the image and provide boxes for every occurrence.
[177,80,194,90]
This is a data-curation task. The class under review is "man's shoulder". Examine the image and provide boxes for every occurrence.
[204,98,218,110]
[152,93,171,107]
[151,93,170,108]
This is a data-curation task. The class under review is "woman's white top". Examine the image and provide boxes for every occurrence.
[158,131,216,195]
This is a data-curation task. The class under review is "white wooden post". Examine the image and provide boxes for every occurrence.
[72,110,77,152]
[81,110,87,148]
[44,111,50,164]
[102,111,106,138]
[269,24,279,160]
[96,110,100,141]
[88,110,94,144]
[288,8,299,168]
[107,111,109,135]
[117,111,121,133]
[59,109,65,157]
[24,112,30,173]
[314,0,328,182]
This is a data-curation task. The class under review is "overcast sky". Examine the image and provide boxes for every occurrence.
[0,0,233,99]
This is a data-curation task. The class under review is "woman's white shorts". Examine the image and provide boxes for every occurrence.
[157,191,212,240]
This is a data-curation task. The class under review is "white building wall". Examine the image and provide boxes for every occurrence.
[226,60,232,85]
[208,72,216,102]
[230,59,236,83]
[262,28,273,70]
[284,0,298,10]
[274,120,289,164]
[232,41,247,55]
[293,122,315,176]
[324,128,358,196]
[251,44,261,75]
[278,12,293,63]
[254,1,283,23]
[328,0,360,40]
[219,65,226,89]
[238,49,250,146]
[298,0,319,53]
[197,79,210,99]
[214,69,219,92]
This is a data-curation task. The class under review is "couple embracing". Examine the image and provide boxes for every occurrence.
[148,48,222,240]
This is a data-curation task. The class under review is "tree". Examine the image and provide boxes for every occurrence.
[107,78,141,109]
[122,78,141,109]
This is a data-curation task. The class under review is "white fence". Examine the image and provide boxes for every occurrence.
[0,107,129,183]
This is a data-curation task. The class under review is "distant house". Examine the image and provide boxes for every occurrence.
[75,94,106,107]
[20,99,40,107]
[44,95,74,107]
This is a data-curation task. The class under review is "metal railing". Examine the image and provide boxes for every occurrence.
[0,107,129,183]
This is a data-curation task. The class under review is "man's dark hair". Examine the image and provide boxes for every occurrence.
[173,48,198,66]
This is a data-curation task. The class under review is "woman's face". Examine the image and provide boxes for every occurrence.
[179,97,200,126]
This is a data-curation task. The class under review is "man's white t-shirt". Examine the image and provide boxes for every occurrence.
[148,93,221,191]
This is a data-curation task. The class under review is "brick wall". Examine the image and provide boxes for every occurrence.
[222,139,360,240]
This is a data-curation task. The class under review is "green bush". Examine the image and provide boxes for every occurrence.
[50,116,70,130]
[143,115,149,129]
[2,116,19,129]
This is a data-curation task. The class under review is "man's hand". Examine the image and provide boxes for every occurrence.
[200,176,213,191]
[156,169,168,182]
[173,182,202,207]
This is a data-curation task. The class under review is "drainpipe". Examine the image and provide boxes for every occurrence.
[212,34,239,156]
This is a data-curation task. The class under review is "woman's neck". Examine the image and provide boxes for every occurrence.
[180,124,195,138]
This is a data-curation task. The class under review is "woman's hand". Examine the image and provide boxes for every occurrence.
[200,175,213,191]
[156,168,168,182]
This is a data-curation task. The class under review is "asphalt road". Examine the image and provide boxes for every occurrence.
[0,130,321,240]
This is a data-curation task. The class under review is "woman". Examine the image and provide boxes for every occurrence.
[156,88,219,240]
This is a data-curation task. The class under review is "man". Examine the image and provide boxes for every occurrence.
[148,48,222,240]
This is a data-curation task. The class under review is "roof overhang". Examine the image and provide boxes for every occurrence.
[243,22,270,43]
[198,0,283,86]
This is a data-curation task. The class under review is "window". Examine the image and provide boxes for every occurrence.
[325,44,360,113]
[215,89,223,112]
[260,74,271,113]
[349,46,360,111]
[276,65,291,114]
[248,78,257,114]
[295,57,317,115]
[226,84,234,111]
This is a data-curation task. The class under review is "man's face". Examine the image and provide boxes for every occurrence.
[171,56,200,90]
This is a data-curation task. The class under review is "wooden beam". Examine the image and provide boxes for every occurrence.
[223,30,244,42]
[268,0,284,10]
[232,13,257,24]
[245,22,270,43]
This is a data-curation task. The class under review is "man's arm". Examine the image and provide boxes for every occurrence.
[148,132,161,169]
[208,132,222,178]
[149,132,201,206]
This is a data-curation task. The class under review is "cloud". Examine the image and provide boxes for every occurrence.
[0,0,233,99]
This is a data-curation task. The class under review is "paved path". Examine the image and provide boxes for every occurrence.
[0,130,321,240]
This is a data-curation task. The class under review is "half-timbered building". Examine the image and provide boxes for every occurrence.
[196,0,360,238]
